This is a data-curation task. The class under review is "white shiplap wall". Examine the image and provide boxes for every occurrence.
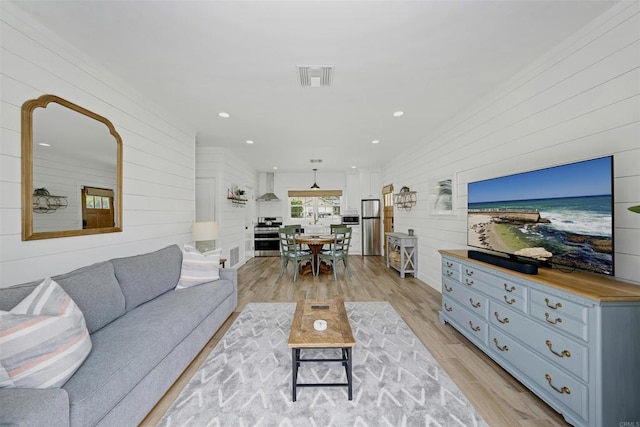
[196,146,258,267]
[0,4,196,287]
[383,2,640,289]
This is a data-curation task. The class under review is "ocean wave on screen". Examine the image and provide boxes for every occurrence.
[541,209,611,237]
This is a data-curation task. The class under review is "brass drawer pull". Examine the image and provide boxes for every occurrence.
[493,337,509,351]
[503,295,516,305]
[465,278,474,286]
[465,269,474,276]
[469,298,481,308]
[446,261,454,268]
[503,283,516,292]
[468,321,481,332]
[545,298,562,310]
[545,313,562,324]
[446,270,454,277]
[444,283,453,292]
[444,303,453,312]
[546,340,571,358]
[545,374,571,394]
[494,312,510,324]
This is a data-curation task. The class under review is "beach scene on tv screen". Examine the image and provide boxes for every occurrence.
[468,157,613,275]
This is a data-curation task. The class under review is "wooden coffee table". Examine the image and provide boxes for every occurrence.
[287,298,355,401]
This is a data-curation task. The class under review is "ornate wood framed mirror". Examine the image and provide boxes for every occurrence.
[22,95,123,240]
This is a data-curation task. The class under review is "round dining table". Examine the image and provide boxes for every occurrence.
[295,234,334,275]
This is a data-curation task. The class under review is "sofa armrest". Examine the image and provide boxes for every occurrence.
[219,267,237,288]
[0,388,69,426]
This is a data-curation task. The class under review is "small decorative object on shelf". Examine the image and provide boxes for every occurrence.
[393,186,417,211]
[227,188,248,207]
[32,188,68,213]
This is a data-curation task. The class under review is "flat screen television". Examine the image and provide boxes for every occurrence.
[467,156,613,275]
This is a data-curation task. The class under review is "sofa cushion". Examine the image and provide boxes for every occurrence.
[0,262,126,335]
[0,278,92,389]
[112,245,183,311]
[54,261,126,334]
[0,280,42,311]
[176,246,221,289]
[63,279,234,426]
[0,388,69,427]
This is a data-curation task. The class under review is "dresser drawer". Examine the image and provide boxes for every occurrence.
[460,263,505,287]
[442,258,461,282]
[442,296,488,345]
[457,274,527,314]
[489,302,588,381]
[478,279,527,313]
[530,289,589,319]
[490,328,588,420]
[442,279,488,318]
[530,289,588,341]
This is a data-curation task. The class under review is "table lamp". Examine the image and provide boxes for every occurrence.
[192,221,219,252]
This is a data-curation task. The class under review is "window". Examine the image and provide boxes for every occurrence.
[85,195,110,209]
[290,196,341,220]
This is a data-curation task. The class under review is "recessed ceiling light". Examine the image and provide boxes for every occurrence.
[246,140,254,144]
[393,111,404,117]
[218,112,230,118]
[372,140,380,144]
[351,166,357,169]
[273,166,278,170]
[38,143,51,147]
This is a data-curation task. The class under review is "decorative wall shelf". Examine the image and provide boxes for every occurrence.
[32,188,68,213]
[394,186,417,211]
[227,188,248,207]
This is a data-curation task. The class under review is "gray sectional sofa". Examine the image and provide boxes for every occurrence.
[0,244,237,426]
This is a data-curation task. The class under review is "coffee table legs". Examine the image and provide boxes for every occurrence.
[292,348,300,402]
[345,347,353,400]
[291,347,353,401]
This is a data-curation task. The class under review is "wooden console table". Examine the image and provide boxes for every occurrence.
[386,232,417,278]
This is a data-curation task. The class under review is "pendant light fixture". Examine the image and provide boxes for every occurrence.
[310,168,320,189]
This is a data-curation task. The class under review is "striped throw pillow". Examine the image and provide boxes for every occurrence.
[176,246,221,289]
[0,278,92,389]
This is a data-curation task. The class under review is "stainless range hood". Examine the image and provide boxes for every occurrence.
[256,172,281,202]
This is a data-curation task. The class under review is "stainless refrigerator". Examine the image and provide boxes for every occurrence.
[361,199,381,255]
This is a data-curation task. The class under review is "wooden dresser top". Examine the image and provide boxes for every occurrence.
[440,250,640,302]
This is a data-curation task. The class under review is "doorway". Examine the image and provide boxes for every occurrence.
[81,186,115,229]
[382,184,394,253]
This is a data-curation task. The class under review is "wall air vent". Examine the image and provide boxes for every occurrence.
[297,66,333,87]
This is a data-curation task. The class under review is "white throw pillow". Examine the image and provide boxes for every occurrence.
[0,278,92,389]
[176,245,222,289]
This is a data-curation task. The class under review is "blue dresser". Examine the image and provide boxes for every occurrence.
[439,250,640,427]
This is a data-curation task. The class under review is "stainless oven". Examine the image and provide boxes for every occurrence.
[254,217,283,256]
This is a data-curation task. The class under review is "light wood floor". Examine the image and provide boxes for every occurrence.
[142,256,569,426]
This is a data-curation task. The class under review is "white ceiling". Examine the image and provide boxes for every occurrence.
[12,1,619,173]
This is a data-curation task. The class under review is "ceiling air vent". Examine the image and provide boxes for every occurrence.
[297,66,333,87]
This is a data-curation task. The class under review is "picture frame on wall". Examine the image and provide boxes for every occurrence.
[429,175,455,215]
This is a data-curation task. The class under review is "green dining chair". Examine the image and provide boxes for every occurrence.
[317,226,352,280]
[278,227,313,282]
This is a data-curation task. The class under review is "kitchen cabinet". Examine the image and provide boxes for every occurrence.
[386,232,417,278]
[359,171,381,199]
[349,226,361,255]
[439,249,640,427]
[345,173,360,211]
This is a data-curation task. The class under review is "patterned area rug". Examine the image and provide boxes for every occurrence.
[159,302,486,426]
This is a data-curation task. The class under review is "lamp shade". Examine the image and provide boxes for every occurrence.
[192,221,219,241]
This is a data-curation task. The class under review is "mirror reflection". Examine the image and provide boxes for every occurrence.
[22,95,122,240]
